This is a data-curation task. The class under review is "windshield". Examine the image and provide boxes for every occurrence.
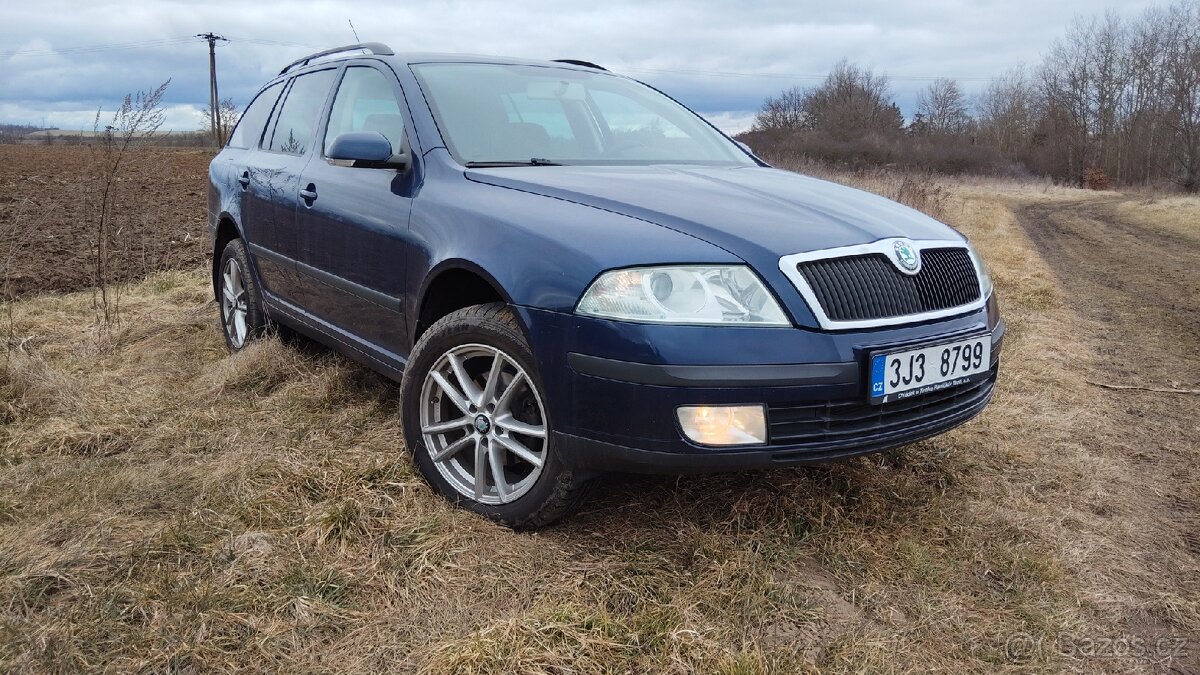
[411,63,753,166]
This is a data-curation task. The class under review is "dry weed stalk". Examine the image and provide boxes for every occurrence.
[0,196,35,353]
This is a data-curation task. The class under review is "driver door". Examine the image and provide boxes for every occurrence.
[292,64,417,360]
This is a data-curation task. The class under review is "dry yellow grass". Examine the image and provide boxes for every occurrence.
[0,176,1196,672]
[1113,195,1200,245]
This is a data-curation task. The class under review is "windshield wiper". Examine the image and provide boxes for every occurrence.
[464,158,562,167]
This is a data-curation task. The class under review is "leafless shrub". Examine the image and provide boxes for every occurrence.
[87,80,170,339]
[740,129,1024,178]
[1083,167,1114,190]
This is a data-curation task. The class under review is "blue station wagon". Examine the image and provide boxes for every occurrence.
[208,43,1004,528]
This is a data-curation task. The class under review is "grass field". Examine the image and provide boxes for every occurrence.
[0,147,1197,672]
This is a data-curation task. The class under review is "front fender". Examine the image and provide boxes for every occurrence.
[405,150,742,321]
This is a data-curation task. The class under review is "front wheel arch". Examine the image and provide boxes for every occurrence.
[413,262,512,342]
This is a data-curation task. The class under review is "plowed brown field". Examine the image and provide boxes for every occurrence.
[0,145,213,299]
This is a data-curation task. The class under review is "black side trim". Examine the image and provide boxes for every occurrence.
[567,353,858,387]
[248,243,402,312]
[262,290,407,382]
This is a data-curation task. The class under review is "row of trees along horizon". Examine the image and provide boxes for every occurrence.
[739,1,1200,192]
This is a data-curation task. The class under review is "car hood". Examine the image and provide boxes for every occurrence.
[463,164,962,262]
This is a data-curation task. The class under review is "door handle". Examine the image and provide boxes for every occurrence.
[237,171,250,189]
[299,184,318,204]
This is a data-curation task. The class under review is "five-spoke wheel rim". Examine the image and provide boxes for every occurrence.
[221,258,249,348]
[419,343,548,505]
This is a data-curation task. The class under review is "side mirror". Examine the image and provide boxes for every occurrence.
[327,131,409,169]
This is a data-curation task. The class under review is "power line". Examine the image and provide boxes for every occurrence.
[221,35,325,50]
[0,36,197,59]
[0,35,1004,84]
[619,65,997,83]
[0,34,318,60]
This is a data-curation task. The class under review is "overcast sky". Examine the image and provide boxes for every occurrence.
[0,0,1157,135]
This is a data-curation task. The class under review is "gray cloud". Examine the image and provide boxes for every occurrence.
[0,0,1159,133]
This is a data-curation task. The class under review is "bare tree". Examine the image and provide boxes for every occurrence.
[1161,1,1200,191]
[198,97,240,145]
[915,78,972,135]
[752,60,903,141]
[978,67,1039,158]
[1119,8,1172,184]
[802,59,902,140]
[746,0,1200,188]
[752,87,806,131]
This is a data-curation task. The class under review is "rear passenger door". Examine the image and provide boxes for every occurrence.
[292,64,417,359]
[245,67,338,305]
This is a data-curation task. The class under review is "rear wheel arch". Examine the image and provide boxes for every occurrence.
[212,217,242,296]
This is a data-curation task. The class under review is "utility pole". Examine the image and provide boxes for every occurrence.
[196,33,228,146]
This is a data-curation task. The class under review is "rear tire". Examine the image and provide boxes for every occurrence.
[217,238,268,352]
[400,303,593,529]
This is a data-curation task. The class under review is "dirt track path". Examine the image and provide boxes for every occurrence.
[1016,198,1200,661]
[1019,198,1200,388]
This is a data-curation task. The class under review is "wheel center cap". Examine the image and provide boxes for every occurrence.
[473,414,492,434]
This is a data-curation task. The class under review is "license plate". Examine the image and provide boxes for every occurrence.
[869,335,991,403]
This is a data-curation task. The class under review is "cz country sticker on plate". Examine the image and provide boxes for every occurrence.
[869,334,991,403]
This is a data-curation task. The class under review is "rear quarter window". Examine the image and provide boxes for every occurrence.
[269,69,338,155]
[227,82,283,150]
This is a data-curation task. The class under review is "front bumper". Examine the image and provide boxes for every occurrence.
[514,301,1004,474]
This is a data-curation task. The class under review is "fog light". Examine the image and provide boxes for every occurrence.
[677,405,767,446]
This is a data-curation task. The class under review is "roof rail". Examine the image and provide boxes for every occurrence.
[552,59,607,71]
[279,42,395,75]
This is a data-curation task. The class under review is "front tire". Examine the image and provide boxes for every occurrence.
[400,303,593,529]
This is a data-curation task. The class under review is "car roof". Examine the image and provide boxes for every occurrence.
[264,44,621,98]
[391,52,604,69]
[282,46,610,78]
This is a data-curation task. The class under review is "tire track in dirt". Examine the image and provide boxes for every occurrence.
[1015,197,1200,663]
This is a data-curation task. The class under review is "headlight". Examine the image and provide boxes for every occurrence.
[576,265,790,326]
[965,243,994,299]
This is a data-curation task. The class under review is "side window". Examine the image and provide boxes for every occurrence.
[268,69,337,155]
[323,67,406,154]
[227,82,282,149]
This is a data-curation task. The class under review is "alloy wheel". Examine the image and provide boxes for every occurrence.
[221,257,249,348]
[418,343,548,505]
